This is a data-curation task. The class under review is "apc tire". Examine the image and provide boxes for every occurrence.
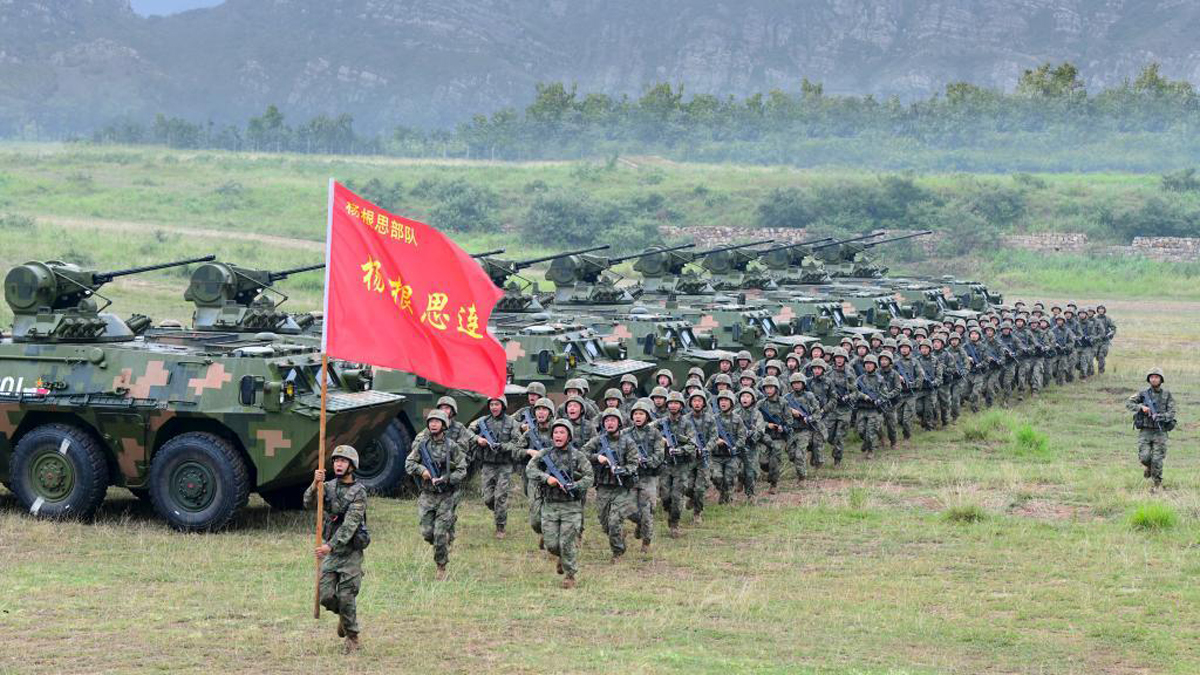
[149,432,249,532]
[259,484,307,510]
[355,418,411,497]
[10,423,109,521]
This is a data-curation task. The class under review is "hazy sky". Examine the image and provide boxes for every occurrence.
[130,0,225,16]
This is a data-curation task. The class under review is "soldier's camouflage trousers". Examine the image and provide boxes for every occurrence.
[946,379,963,421]
[825,410,852,463]
[319,550,363,637]
[1000,363,1019,403]
[917,391,940,428]
[786,430,814,481]
[810,422,827,466]
[629,475,658,544]
[966,373,986,412]
[1079,347,1095,378]
[595,486,638,556]
[890,396,916,440]
[1029,358,1044,394]
[710,455,739,503]
[937,382,952,424]
[662,457,693,528]
[1096,341,1110,373]
[542,500,584,577]
[855,409,884,455]
[1138,429,1169,485]
[418,490,458,567]
[513,460,529,497]
[1059,353,1076,383]
[481,462,512,530]
[760,436,785,487]
[739,445,759,498]
[687,459,708,516]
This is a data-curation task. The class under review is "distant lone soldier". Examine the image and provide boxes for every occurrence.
[306,445,369,653]
[1125,368,1177,489]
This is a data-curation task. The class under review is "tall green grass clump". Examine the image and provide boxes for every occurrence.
[1128,502,1178,531]
[962,409,1014,442]
[943,503,988,523]
[1010,423,1053,460]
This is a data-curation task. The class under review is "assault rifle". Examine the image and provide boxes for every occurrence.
[784,393,817,430]
[713,412,738,457]
[417,441,448,493]
[855,375,893,412]
[1141,390,1167,433]
[759,406,789,438]
[540,452,578,496]
[689,415,711,468]
[661,418,685,464]
[597,434,628,486]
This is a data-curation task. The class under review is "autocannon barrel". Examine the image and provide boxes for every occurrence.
[92,255,217,283]
[470,248,506,259]
[759,236,834,255]
[811,232,886,251]
[694,239,773,257]
[862,230,934,247]
[268,263,325,282]
[608,242,695,265]
[514,245,611,269]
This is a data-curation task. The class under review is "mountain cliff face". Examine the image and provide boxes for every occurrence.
[3,0,1199,133]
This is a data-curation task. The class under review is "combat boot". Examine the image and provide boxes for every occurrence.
[435,564,447,581]
[494,527,506,540]
[641,541,651,555]
[343,635,359,654]
[556,559,564,575]
[538,536,545,550]
[669,525,680,539]
[561,575,576,589]
[337,616,346,638]
[693,513,703,525]
[1144,466,1152,478]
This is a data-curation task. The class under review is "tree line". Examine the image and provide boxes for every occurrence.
[86,62,1200,171]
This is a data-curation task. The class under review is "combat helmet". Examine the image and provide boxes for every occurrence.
[1147,368,1165,384]
[331,445,359,470]
[650,386,670,399]
[760,375,781,391]
[533,398,556,416]
[436,395,458,415]
[716,390,736,406]
[666,391,686,406]
[599,408,624,426]
[426,409,450,427]
[788,372,808,385]
[551,418,574,438]
[526,381,547,396]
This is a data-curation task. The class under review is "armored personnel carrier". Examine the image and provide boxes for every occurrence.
[0,257,404,530]
[821,231,933,278]
[499,322,656,402]
[598,307,737,384]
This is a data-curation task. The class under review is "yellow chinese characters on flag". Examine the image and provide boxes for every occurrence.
[323,181,506,397]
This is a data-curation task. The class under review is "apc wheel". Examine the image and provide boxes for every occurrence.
[11,423,109,520]
[149,432,249,532]
[355,418,411,497]
[259,484,307,510]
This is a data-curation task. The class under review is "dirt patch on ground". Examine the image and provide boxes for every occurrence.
[1009,499,1096,521]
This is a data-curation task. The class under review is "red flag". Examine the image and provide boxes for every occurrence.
[322,180,506,397]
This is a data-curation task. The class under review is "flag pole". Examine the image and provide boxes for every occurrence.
[314,177,336,620]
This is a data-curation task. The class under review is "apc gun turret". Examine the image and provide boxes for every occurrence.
[477,245,611,314]
[185,261,325,334]
[828,230,933,278]
[545,243,695,306]
[4,255,216,342]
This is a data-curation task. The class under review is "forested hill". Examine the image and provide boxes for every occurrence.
[3,0,1200,134]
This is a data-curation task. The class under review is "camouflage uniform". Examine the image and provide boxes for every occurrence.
[657,396,697,534]
[1125,370,1177,487]
[877,355,904,447]
[584,411,641,559]
[932,339,954,425]
[736,388,766,499]
[783,376,822,478]
[962,333,990,412]
[1095,308,1116,373]
[684,394,720,520]
[915,346,943,429]
[944,338,971,422]
[518,401,557,538]
[526,421,594,582]
[853,358,893,458]
[893,348,924,439]
[824,354,858,465]
[1050,320,1076,386]
[405,416,468,570]
[709,392,747,504]
[997,326,1021,405]
[624,401,666,547]
[757,378,791,489]
[510,382,547,492]
[470,404,520,533]
[305,446,367,642]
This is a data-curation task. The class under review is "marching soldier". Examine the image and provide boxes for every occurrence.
[526,419,594,588]
[1095,305,1116,373]
[877,351,904,449]
[558,378,601,421]
[893,341,924,440]
[710,390,746,505]
[757,376,789,492]
[584,409,641,562]
[405,410,468,580]
[784,373,822,473]
[306,445,368,653]
[685,390,719,524]
[519,398,557,548]
[470,396,520,539]
[853,355,893,459]
[618,374,640,416]
[625,399,666,553]
[825,349,857,466]
[658,391,696,537]
[737,387,767,501]
[512,381,548,492]
[915,339,943,430]
[1125,369,1177,489]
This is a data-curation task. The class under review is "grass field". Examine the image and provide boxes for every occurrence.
[1,144,1199,674]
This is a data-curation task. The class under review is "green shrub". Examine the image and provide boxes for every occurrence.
[429,182,499,233]
[1128,502,1177,531]
[521,191,661,251]
[1160,168,1200,193]
[962,409,1012,442]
